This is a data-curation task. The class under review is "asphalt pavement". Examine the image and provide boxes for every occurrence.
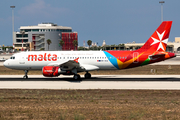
[0,75,179,89]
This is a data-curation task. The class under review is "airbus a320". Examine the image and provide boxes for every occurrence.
[4,21,175,79]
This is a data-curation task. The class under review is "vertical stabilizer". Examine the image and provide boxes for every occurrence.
[137,21,172,52]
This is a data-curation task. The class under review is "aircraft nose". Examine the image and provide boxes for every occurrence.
[3,60,8,67]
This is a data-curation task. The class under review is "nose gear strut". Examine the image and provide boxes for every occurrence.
[23,70,28,79]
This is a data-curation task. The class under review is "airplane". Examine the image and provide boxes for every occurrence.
[3,21,175,80]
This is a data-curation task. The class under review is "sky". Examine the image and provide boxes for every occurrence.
[0,0,180,46]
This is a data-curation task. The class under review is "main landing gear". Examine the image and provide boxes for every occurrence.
[73,74,81,80]
[84,72,91,79]
[73,72,91,80]
[23,70,28,79]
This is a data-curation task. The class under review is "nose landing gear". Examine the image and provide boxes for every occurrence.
[23,70,28,79]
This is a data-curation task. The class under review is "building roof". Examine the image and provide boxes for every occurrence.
[20,23,72,30]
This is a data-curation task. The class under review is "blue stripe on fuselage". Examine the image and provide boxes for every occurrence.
[103,51,119,69]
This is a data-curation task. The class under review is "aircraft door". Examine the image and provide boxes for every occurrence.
[19,53,25,64]
[133,52,139,63]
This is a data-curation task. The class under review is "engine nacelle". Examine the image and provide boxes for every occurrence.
[42,66,63,77]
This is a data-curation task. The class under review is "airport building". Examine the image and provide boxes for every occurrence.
[102,38,180,52]
[124,37,180,52]
[13,23,78,51]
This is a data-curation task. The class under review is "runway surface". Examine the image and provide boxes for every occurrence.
[0,75,180,90]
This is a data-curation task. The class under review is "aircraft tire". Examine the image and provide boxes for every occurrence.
[23,75,28,79]
[73,74,80,80]
[85,73,91,79]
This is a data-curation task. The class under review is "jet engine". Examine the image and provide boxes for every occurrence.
[42,66,65,77]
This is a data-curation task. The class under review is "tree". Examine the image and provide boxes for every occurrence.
[87,40,92,49]
[46,39,52,50]
[40,48,44,51]
[59,40,64,50]
[73,40,78,50]
[78,46,88,50]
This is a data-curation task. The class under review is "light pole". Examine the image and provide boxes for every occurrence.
[10,6,15,52]
[20,31,25,51]
[159,1,165,22]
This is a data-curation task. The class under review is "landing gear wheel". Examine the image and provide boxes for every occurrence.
[73,74,81,80]
[85,72,91,79]
[23,75,28,79]
[23,70,29,79]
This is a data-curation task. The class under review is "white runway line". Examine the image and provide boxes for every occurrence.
[0,81,179,90]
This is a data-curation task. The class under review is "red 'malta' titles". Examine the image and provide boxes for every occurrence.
[28,53,57,61]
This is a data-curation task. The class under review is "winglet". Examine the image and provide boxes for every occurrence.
[74,57,79,63]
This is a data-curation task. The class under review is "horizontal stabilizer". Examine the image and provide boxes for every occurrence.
[149,51,166,60]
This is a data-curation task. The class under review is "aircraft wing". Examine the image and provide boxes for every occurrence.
[80,64,99,71]
[47,60,80,71]
[59,60,80,70]
[47,58,99,72]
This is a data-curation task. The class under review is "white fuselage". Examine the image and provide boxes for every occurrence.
[3,51,117,70]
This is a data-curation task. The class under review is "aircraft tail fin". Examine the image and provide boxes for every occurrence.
[137,21,172,52]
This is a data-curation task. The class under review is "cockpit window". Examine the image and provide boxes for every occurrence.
[10,56,15,59]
